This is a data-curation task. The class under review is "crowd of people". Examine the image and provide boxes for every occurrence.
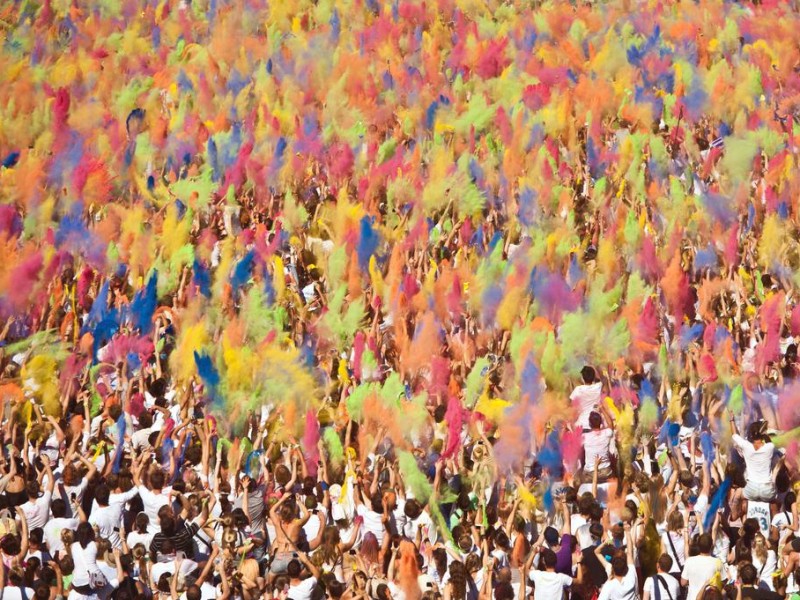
[4,0,800,599]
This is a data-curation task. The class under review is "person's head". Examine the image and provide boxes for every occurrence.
[742,518,760,543]
[697,533,713,555]
[494,530,510,550]
[611,555,628,577]
[7,566,25,587]
[157,572,172,593]
[589,522,604,543]
[734,539,752,564]
[581,366,596,384]
[62,463,79,486]
[279,501,295,523]
[657,554,673,574]
[326,579,345,599]
[159,513,176,536]
[135,512,149,534]
[588,412,602,430]
[360,532,379,563]
[747,421,769,446]
[25,480,40,500]
[543,526,560,547]
[375,583,392,600]
[753,532,768,557]
[404,498,422,520]
[150,469,165,490]
[541,548,558,570]
[34,582,49,600]
[495,582,515,600]
[185,585,202,600]
[232,507,249,529]
[58,555,74,576]
[94,484,110,506]
[28,527,44,548]
[76,522,95,549]
[274,464,291,487]
[51,498,67,519]
[370,493,384,514]
[578,494,595,516]
[667,511,684,532]
[739,562,758,586]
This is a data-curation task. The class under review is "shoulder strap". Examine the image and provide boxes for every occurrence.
[653,576,662,600]
[666,532,684,572]
[657,576,675,600]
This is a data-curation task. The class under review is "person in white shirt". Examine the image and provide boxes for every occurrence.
[571,366,605,430]
[89,483,139,549]
[643,555,681,600]
[596,523,638,600]
[56,454,97,518]
[583,412,617,482]
[20,457,55,530]
[354,488,388,545]
[0,564,35,600]
[729,416,776,502]
[134,464,172,535]
[524,547,580,600]
[286,553,321,600]
[681,533,723,600]
[44,498,84,558]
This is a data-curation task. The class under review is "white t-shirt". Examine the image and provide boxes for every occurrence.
[598,567,638,600]
[127,530,154,551]
[71,541,99,588]
[731,435,774,484]
[287,576,317,600]
[528,570,573,600]
[571,382,603,429]
[0,587,36,600]
[584,429,615,470]
[21,491,53,529]
[44,517,79,555]
[753,550,778,591]
[138,485,172,533]
[643,573,680,600]
[180,582,217,600]
[356,505,386,544]
[771,510,793,548]
[661,531,686,571]
[681,555,723,600]
[151,558,198,584]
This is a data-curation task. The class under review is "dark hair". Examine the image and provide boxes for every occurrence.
[370,494,384,514]
[159,514,176,535]
[541,548,558,569]
[185,585,202,600]
[658,553,674,573]
[287,559,302,578]
[589,523,604,540]
[405,499,422,520]
[739,563,757,585]
[76,522,95,549]
[51,498,67,519]
[29,527,44,546]
[150,470,165,490]
[94,484,110,506]
[697,533,713,554]
[581,366,596,384]
[611,555,628,577]
[25,480,40,499]
[588,412,603,429]
[135,512,150,534]
[375,583,391,600]
[495,582,515,600]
